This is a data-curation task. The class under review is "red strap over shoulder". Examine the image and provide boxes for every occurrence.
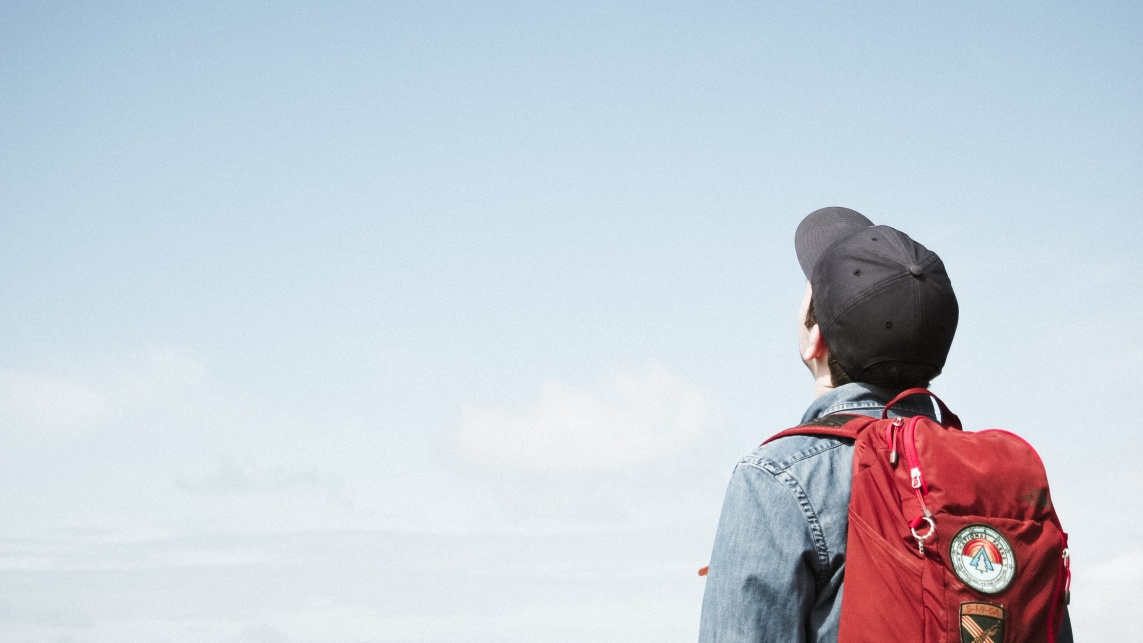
[762,413,877,445]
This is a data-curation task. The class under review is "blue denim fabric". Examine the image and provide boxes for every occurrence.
[697,383,1073,642]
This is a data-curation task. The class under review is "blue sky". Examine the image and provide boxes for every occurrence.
[2,2,1141,641]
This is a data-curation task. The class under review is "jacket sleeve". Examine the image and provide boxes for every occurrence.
[699,460,820,642]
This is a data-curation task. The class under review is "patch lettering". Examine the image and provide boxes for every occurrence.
[960,602,1006,643]
[949,524,1017,594]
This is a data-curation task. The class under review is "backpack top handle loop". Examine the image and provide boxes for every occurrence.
[881,387,962,430]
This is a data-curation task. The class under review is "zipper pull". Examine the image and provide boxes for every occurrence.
[1062,548,1071,605]
[903,417,928,495]
[889,417,903,465]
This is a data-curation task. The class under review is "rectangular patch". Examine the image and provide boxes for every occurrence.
[961,602,1006,643]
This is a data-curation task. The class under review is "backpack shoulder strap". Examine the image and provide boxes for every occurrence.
[762,413,876,445]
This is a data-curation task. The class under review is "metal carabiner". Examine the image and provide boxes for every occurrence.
[910,516,936,556]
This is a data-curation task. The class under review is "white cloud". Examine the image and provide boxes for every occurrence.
[0,347,211,437]
[445,363,722,473]
[0,529,711,642]
[175,456,344,501]
[112,346,208,411]
[0,372,107,432]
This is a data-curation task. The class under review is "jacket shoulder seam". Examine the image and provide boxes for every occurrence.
[746,437,849,475]
[736,459,835,588]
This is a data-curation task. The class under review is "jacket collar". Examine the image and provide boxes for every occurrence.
[800,382,941,424]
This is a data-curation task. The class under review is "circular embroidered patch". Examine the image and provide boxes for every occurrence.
[949,524,1016,594]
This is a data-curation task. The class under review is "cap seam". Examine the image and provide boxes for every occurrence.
[820,271,912,329]
[817,251,944,328]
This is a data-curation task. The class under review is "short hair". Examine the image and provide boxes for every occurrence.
[804,300,940,390]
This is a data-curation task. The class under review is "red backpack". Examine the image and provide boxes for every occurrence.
[765,388,1071,643]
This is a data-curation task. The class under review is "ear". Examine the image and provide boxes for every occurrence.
[802,323,827,363]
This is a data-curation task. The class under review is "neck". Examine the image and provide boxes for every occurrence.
[813,373,835,398]
[807,354,835,398]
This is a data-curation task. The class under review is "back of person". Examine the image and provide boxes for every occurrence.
[700,383,936,641]
[763,390,1071,642]
[697,207,1072,642]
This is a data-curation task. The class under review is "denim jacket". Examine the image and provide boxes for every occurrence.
[698,383,1072,642]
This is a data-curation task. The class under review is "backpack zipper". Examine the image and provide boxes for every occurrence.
[884,416,933,518]
[903,416,929,495]
[901,416,934,554]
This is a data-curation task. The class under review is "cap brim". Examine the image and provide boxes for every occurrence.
[795,207,875,278]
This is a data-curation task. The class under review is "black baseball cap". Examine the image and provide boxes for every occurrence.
[795,207,958,379]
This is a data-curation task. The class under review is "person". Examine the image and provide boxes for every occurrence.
[697,207,1072,642]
